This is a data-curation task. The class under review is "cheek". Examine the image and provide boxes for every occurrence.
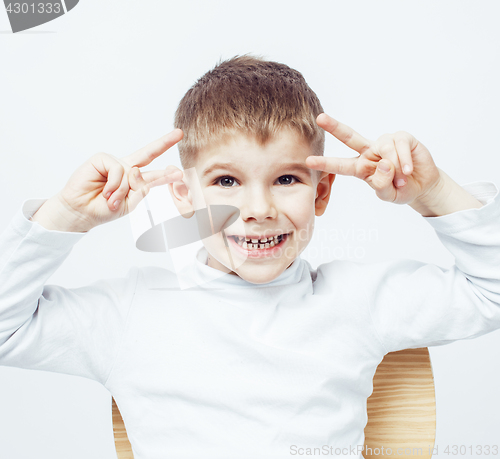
[193,188,222,209]
[282,189,316,217]
[200,188,231,204]
[288,206,315,239]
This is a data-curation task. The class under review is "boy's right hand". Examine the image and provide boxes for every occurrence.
[31,129,184,233]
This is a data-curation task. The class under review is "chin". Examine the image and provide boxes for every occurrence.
[234,266,285,285]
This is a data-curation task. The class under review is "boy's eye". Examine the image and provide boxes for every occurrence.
[277,175,298,185]
[216,176,239,187]
[214,175,300,187]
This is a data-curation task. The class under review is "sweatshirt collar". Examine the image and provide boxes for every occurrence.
[182,246,307,291]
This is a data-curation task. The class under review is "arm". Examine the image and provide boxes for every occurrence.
[305,113,485,218]
[0,199,137,384]
[364,181,500,353]
[0,130,184,383]
[305,114,500,353]
[407,168,484,217]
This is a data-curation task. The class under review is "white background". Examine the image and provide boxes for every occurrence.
[1,1,500,458]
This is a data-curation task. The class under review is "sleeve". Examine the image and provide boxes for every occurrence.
[363,181,500,354]
[0,199,138,386]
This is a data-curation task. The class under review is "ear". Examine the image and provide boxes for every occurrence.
[168,178,195,219]
[314,172,336,217]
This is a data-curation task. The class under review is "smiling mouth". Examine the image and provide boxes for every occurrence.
[230,233,290,250]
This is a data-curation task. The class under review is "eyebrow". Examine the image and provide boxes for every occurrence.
[201,162,313,178]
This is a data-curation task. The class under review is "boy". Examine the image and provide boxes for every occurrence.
[0,55,499,459]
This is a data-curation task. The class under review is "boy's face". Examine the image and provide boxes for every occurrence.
[170,129,335,284]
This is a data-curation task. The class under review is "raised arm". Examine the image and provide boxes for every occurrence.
[0,129,184,383]
[305,113,484,217]
[363,180,500,353]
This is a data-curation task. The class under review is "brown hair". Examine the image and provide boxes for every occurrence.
[174,54,325,170]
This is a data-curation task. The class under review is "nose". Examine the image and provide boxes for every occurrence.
[239,186,277,222]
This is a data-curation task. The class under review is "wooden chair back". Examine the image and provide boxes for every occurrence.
[112,398,134,459]
[112,347,436,459]
[363,347,436,458]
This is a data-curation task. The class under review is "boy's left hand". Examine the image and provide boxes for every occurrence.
[305,113,443,206]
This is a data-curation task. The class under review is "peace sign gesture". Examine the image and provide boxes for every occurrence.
[38,129,185,232]
[305,114,442,206]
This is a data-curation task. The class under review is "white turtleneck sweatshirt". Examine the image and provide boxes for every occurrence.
[1,181,500,459]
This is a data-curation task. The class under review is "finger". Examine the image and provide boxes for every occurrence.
[123,129,184,169]
[316,113,372,154]
[127,169,184,212]
[142,168,183,186]
[305,155,358,176]
[107,168,131,211]
[129,167,149,197]
[132,169,183,199]
[127,167,150,207]
[99,155,125,200]
[374,139,407,189]
[131,165,182,185]
[394,132,414,175]
[370,159,397,202]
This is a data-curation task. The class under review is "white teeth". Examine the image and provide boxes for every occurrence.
[244,235,282,243]
[234,233,288,249]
